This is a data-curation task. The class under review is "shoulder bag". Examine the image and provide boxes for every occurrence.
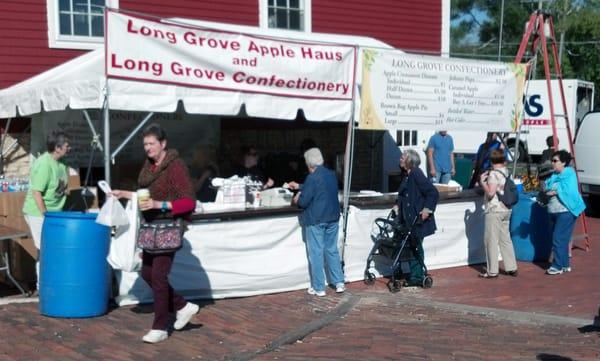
[136,218,184,254]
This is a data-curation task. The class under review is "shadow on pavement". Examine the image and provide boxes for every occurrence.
[536,354,574,361]
[577,307,600,334]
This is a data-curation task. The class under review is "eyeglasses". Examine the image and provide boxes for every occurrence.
[551,159,560,163]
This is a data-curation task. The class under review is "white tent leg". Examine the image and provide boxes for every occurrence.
[340,104,356,268]
[103,93,111,184]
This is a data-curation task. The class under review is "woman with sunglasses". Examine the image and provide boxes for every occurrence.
[544,150,585,275]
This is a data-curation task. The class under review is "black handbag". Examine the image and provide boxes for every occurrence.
[136,219,184,254]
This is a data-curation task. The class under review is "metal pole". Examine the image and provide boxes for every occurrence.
[498,0,505,61]
[111,112,154,161]
[341,46,359,270]
[82,110,103,151]
[103,88,111,184]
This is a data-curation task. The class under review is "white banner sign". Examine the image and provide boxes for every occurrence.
[105,10,356,100]
[359,48,527,132]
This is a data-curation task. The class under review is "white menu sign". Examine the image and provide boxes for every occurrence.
[359,49,526,132]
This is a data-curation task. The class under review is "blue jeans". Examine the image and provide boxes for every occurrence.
[549,211,576,269]
[305,222,344,292]
[431,171,451,184]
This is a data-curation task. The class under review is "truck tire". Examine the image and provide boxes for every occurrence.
[507,142,527,162]
[588,194,600,215]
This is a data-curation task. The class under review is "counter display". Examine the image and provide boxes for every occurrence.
[114,190,487,305]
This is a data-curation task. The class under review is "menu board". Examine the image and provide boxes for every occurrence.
[359,49,527,132]
[32,110,220,169]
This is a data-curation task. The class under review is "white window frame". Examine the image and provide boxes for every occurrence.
[259,0,311,32]
[46,0,119,50]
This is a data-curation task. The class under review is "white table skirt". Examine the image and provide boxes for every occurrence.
[114,199,486,305]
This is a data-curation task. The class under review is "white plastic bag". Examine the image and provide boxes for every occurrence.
[95,180,129,227]
[108,193,142,272]
[96,195,129,227]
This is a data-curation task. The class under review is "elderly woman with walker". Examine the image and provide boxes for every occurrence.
[392,149,439,287]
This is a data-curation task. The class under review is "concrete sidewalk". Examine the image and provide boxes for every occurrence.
[0,218,598,360]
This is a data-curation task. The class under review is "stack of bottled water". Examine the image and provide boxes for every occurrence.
[0,175,29,192]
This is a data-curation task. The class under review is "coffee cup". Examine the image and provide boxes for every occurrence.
[137,189,150,205]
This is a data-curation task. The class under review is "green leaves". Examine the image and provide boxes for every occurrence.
[451,0,600,106]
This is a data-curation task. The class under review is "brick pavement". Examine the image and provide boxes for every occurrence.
[0,217,598,360]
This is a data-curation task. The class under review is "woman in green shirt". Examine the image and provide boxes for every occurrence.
[22,131,71,290]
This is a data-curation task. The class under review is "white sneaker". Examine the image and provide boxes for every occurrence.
[335,283,346,293]
[307,287,326,297]
[546,267,564,275]
[563,267,572,273]
[142,329,168,344]
[174,302,199,330]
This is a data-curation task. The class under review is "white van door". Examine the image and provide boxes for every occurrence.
[574,112,600,196]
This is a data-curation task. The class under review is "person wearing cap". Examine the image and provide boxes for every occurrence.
[287,147,345,297]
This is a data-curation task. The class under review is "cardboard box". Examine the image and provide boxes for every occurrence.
[434,184,462,193]
[0,192,36,287]
[68,167,81,190]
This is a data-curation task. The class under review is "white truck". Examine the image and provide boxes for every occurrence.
[396,79,595,160]
[574,111,600,209]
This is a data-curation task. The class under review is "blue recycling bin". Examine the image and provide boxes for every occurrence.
[509,193,552,262]
[39,212,111,318]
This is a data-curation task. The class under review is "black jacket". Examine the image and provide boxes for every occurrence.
[395,167,439,239]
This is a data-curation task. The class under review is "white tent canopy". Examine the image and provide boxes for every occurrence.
[0,17,390,121]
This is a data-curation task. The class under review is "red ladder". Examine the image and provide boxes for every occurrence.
[514,10,590,251]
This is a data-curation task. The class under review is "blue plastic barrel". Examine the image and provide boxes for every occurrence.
[39,212,111,318]
[509,194,552,262]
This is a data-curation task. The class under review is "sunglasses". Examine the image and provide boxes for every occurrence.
[551,159,560,163]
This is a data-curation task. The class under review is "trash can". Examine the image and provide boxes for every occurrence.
[509,194,552,262]
[39,211,111,318]
[454,157,474,189]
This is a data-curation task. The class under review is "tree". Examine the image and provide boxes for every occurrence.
[451,0,600,106]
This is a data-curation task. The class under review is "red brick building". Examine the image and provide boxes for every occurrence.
[0,0,448,89]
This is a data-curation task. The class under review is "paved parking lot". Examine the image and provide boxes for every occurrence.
[0,214,598,360]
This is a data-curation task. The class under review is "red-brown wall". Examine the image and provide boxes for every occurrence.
[0,0,84,89]
[0,0,441,89]
[0,0,258,89]
[119,0,258,25]
[313,0,441,53]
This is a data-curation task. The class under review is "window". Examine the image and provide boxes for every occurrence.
[259,0,311,32]
[47,0,119,49]
[396,130,418,147]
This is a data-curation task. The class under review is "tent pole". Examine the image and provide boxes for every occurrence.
[341,81,358,269]
[82,110,103,151]
[103,88,111,184]
[340,105,355,270]
[111,112,154,161]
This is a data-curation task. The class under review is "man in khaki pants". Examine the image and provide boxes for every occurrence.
[479,149,518,278]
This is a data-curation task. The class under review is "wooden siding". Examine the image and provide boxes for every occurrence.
[0,0,258,89]
[120,0,258,25]
[312,0,441,53]
[0,0,84,89]
[0,1,442,89]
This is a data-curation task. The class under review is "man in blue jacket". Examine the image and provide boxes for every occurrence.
[288,148,345,297]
